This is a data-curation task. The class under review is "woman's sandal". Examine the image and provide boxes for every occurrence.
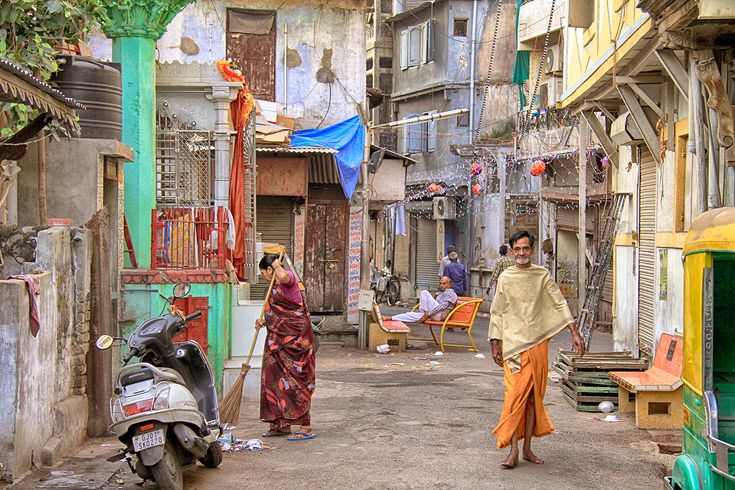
[262,428,291,437]
[287,427,317,441]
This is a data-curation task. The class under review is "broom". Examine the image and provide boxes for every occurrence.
[220,244,285,427]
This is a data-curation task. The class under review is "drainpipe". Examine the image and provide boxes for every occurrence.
[283,24,288,115]
[705,107,721,208]
[469,0,478,140]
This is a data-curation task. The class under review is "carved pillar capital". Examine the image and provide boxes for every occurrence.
[100,0,195,40]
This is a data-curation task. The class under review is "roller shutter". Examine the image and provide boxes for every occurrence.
[414,218,438,291]
[252,196,294,299]
[638,149,656,355]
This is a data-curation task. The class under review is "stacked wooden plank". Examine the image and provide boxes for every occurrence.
[554,350,649,412]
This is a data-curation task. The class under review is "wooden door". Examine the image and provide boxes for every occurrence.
[226,10,276,101]
[173,296,209,354]
[304,202,347,312]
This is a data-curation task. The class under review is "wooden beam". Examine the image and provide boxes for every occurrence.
[655,50,690,101]
[620,36,661,77]
[614,75,664,85]
[593,102,615,122]
[581,110,619,168]
[618,84,662,164]
[626,82,664,117]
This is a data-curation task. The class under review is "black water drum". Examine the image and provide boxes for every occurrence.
[52,55,122,140]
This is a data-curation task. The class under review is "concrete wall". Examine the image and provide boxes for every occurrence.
[0,228,92,482]
[91,0,366,130]
[614,245,638,354]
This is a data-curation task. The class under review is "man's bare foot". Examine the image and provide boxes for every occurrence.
[522,449,544,464]
[501,451,519,469]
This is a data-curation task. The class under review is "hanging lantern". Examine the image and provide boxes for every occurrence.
[530,159,547,177]
[428,183,445,195]
[471,183,484,196]
[601,156,609,169]
[470,163,483,176]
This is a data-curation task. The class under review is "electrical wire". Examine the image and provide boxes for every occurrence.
[316,84,332,128]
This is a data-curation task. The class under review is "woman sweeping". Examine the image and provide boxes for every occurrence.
[256,254,317,441]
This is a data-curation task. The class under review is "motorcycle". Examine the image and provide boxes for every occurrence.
[95,282,222,490]
[370,266,401,307]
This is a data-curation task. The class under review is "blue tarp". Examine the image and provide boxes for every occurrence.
[291,115,365,199]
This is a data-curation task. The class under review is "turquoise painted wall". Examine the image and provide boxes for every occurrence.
[112,37,156,269]
[121,283,231,391]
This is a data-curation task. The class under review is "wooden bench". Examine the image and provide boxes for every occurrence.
[609,333,683,429]
[408,296,483,353]
[368,319,410,353]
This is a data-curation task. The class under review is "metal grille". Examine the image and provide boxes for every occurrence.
[155,103,214,207]
[243,114,257,281]
[638,149,657,355]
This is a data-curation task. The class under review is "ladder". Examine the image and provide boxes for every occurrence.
[578,193,629,349]
[123,214,138,269]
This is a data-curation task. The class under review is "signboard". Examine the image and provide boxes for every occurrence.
[703,267,714,392]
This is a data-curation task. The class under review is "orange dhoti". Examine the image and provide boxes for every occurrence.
[492,340,554,448]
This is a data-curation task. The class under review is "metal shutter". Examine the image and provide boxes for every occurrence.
[638,149,656,355]
[414,218,438,291]
[252,196,294,299]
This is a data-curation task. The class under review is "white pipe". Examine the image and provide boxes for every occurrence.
[691,60,708,214]
[283,24,288,115]
[706,107,721,208]
[469,0,478,143]
[376,108,469,128]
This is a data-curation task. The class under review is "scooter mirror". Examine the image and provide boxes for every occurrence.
[173,282,191,298]
[95,335,114,350]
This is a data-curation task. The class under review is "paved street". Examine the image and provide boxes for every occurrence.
[14,314,674,490]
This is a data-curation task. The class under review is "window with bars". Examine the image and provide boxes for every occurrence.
[453,18,468,37]
[155,129,215,207]
[456,112,469,127]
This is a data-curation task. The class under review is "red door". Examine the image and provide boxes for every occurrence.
[173,296,209,354]
[304,202,347,312]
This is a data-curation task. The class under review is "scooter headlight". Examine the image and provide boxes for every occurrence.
[153,385,170,411]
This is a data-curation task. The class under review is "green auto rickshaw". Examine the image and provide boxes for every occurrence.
[667,207,735,489]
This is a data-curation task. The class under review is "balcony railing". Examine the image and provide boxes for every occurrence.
[151,206,229,270]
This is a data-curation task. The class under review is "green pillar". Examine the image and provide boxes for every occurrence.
[112,37,156,267]
[100,0,195,269]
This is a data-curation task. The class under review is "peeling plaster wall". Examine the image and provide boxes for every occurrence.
[614,245,638,354]
[90,0,366,130]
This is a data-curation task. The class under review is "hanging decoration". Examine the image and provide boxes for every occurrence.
[470,163,483,176]
[471,183,484,195]
[217,59,255,120]
[601,156,609,169]
[427,183,445,195]
[530,159,547,176]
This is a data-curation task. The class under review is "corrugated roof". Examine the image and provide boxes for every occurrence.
[0,57,82,131]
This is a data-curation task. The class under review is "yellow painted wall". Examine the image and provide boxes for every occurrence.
[563,0,648,104]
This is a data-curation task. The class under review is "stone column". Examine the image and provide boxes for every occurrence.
[100,0,194,269]
[207,84,239,208]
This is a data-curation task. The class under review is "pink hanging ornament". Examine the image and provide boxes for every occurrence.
[470,163,483,176]
[530,160,547,177]
[471,183,484,195]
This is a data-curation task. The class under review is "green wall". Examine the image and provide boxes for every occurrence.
[121,283,231,390]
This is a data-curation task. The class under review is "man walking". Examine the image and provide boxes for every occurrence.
[438,245,455,278]
[486,245,514,295]
[488,230,584,469]
[384,276,457,324]
[443,252,466,296]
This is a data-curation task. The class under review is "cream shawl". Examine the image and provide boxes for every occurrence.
[488,265,574,369]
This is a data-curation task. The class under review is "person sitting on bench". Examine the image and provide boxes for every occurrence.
[384,276,458,324]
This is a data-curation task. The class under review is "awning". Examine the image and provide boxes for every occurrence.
[256,146,341,185]
[0,58,81,131]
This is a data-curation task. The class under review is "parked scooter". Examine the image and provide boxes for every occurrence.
[96,282,222,490]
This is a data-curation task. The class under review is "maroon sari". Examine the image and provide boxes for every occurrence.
[260,280,316,429]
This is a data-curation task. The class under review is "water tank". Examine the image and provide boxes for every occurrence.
[52,55,122,140]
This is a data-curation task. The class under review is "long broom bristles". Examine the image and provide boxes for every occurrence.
[219,245,284,427]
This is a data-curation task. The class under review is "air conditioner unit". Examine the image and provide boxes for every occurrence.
[610,108,657,146]
[544,77,564,106]
[433,197,456,220]
[545,44,563,74]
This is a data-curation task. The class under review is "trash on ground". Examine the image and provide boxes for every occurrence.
[376,344,390,354]
[217,433,234,446]
[598,401,615,413]
[603,415,620,422]
[391,362,407,366]
[221,423,237,430]
[434,351,444,356]
[413,356,428,360]
[115,479,125,484]
[220,442,232,451]
[428,360,441,366]
[406,344,424,350]
[474,353,485,359]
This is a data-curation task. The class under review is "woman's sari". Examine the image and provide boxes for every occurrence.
[260,278,316,430]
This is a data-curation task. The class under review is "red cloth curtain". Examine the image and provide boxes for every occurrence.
[229,89,247,279]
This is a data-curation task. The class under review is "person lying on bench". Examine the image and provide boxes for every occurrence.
[383,276,457,324]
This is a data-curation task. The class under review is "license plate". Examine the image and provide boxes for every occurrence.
[132,429,165,452]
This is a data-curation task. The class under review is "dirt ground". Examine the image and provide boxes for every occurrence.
[13,317,675,490]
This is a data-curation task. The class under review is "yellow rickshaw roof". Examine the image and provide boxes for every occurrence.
[683,208,735,256]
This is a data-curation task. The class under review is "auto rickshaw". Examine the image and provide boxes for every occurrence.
[666,207,735,489]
